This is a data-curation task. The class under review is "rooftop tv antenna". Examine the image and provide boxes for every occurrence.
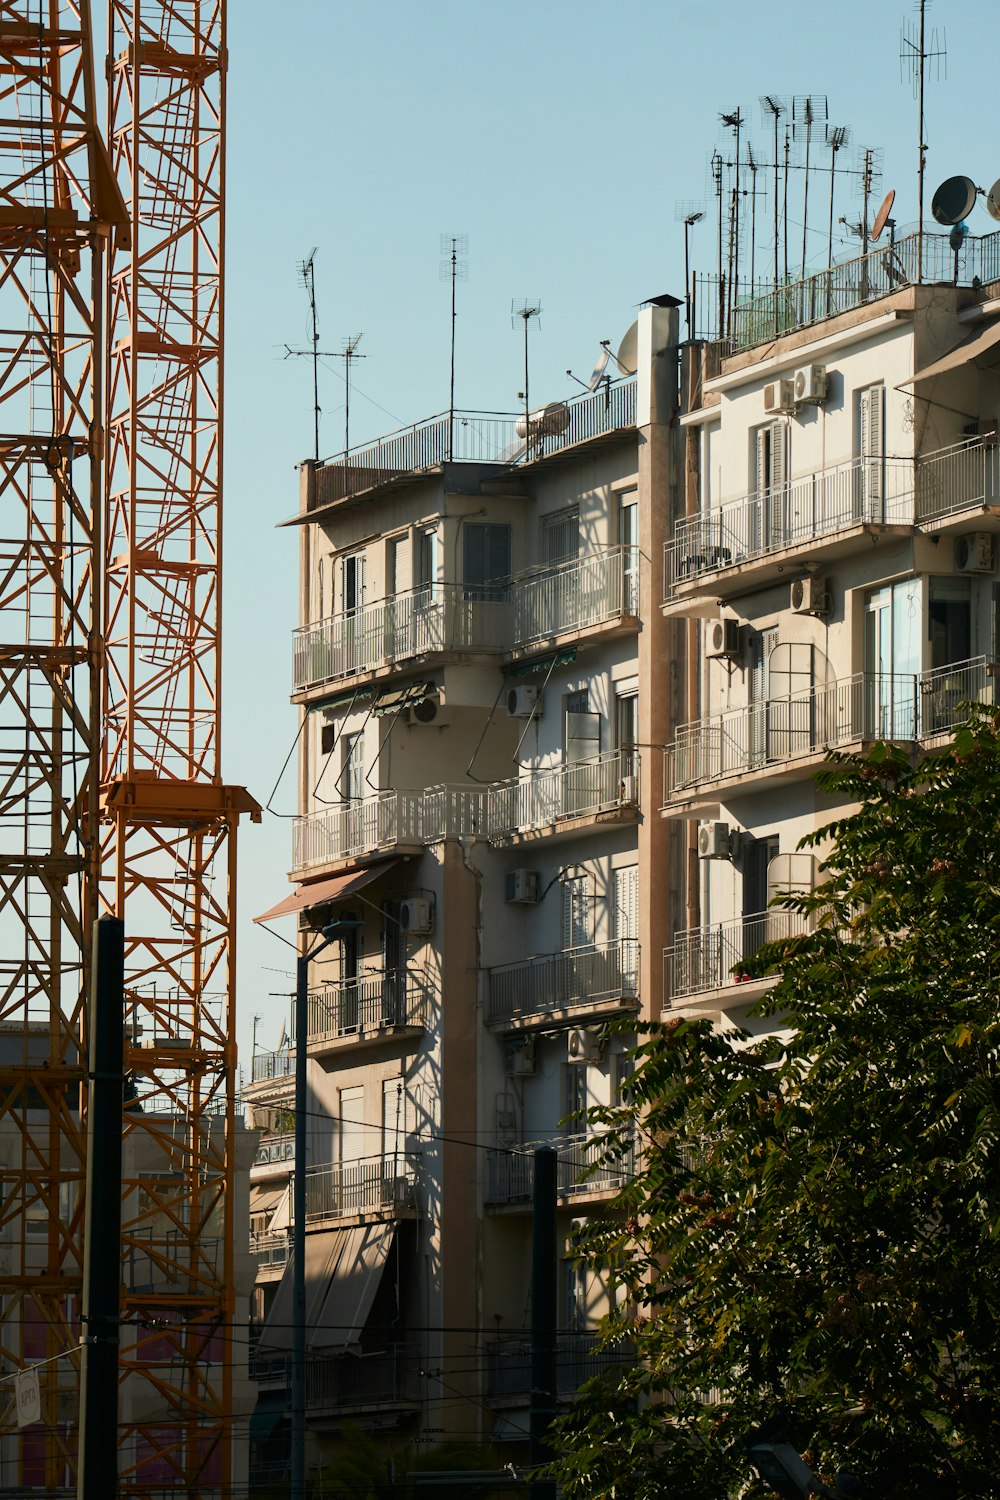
[284,249,356,462]
[744,141,763,286]
[512,299,542,450]
[335,333,365,456]
[711,149,725,334]
[720,108,745,323]
[760,95,787,317]
[793,94,828,280]
[440,232,468,460]
[901,0,946,280]
[826,126,851,278]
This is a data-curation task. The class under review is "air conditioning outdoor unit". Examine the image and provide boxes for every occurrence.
[567,1027,602,1065]
[955,532,995,573]
[790,576,830,616]
[697,820,731,860]
[706,618,742,663]
[408,697,440,725]
[507,684,542,717]
[504,1037,537,1076]
[619,773,639,805]
[793,364,828,404]
[763,379,795,415]
[505,868,540,905]
[399,896,434,935]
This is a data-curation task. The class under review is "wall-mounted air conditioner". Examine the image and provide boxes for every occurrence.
[793,364,828,405]
[956,532,995,573]
[400,896,434,935]
[706,618,742,663]
[763,379,795,415]
[505,868,540,905]
[407,697,442,725]
[507,684,542,718]
[697,820,731,860]
[566,1027,602,1065]
[504,1037,537,1076]
[790,576,830,616]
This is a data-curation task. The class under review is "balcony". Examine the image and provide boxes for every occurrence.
[486,1135,635,1208]
[292,584,508,695]
[311,377,637,507]
[292,753,639,874]
[665,907,810,1009]
[252,1132,294,1173]
[306,1343,420,1413]
[250,1050,293,1085]
[304,1154,420,1223]
[488,750,638,844]
[663,658,995,804]
[486,1332,636,1403]
[304,967,430,1050]
[664,455,914,602]
[915,437,1000,525]
[293,547,640,696]
[250,1229,292,1270]
[487,939,639,1029]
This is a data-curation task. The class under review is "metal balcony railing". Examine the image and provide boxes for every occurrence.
[306,1343,420,1409]
[488,939,639,1025]
[488,750,638,838]
[250,1230,292,1269]
[914,437,1000,522]
[253,1133,294,1169]
[486,1134,635,1206]
[663,660,995,797]
[664,455,914,597]
[513,545,639,646]
[486,1333,637,1399]
[665,907,810,1002]
[304,967,431,1043]
[303,1154,419,1222]
[293,583,509,691]
[294,548,640,692]
[312,378,638,505]
[251,1050,293,1084]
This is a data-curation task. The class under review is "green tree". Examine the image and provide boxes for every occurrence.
[551,712,1000,1499]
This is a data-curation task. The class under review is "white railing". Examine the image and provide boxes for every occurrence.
[250,1230,292,1269]
[291,788,421,869]
[253,1133,294,1168]
[304,1154,419,1221]
[294,549,639,692]
[664,454,914,597]
[489,750,638,838]
[293,584,509,691]
[488,939,639,1024]
[915,438,1000,522]
[665,908,810,1001]
[513,546,638,646]
[664,659,995,797]
[306,968,431,1042]
[251,1050,293,1084]
[486,1135,635,1206]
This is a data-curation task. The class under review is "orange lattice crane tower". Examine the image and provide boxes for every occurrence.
[0,1,126,1488]
[104,0,257,1492]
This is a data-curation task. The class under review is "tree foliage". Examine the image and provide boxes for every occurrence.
[551,712,1000,1498]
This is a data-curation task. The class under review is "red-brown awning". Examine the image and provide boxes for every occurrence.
[253,859,397,925]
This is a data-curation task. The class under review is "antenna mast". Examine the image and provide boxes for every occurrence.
[440,234,468,461]
[901,0,947,283]
[512,299,542,453]
[794,95,828,281]
[301,249,319,461]
[337,334,366,456]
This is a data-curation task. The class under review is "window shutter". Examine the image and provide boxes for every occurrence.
[389,534,411,597]
[614,866,638,941]
[562,876,590,950]
[769,421,786,489]
[755,427,769,497]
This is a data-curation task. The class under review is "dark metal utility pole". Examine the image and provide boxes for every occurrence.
[77,916,125,1500]
[291,951,309,1500]
[529,1147,558,1500]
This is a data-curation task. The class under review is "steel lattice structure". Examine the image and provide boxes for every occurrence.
[104,0,255,1493]
[0,0,125,1488]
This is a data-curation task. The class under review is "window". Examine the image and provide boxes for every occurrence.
[563,1256,587,1333]
[463,521,511,600]
[542,506,579,566]
[929,575,971,669]
[416,527,438,594]
[858,384,885,517]
[618,495,638,612]
[754,422,787,548]
[562,1060,587,1134]
[614,865,638,993]
[388,533,411,597]
[340,1085,365,1165]
[565,689,600,765]
[562,874,591,951]
[341,731,364,803]
[320,720,337,756]
[342,550,366,615]
[866,579,922,737]
[615,692,637,776]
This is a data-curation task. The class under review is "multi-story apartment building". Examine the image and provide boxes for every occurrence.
[663,230,1000,1022]
[245,302,684,1477]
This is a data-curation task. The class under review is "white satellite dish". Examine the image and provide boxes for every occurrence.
[586,345,611,391]
[987,178,1000,223]
[615,320,638,376]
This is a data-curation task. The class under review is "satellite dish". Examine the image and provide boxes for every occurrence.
[586,345,611,392]
[931,175,977,227]
[871,189,895,243]
[986,178,1000,223]
[615,320,638,376]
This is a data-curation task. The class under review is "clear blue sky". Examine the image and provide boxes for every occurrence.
[224,0,996,1065]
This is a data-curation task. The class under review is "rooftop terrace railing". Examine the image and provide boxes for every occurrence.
[313,377,638,505]
[665,907,810,1002]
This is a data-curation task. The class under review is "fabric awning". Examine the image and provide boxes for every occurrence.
[903,317,1000,386]
[253,858,398,925]
[505,647,577,679]
[249,1390,287,1443]
[255,1224,394,1353]
[249,1184,286,1215]
[372,682,434,716]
